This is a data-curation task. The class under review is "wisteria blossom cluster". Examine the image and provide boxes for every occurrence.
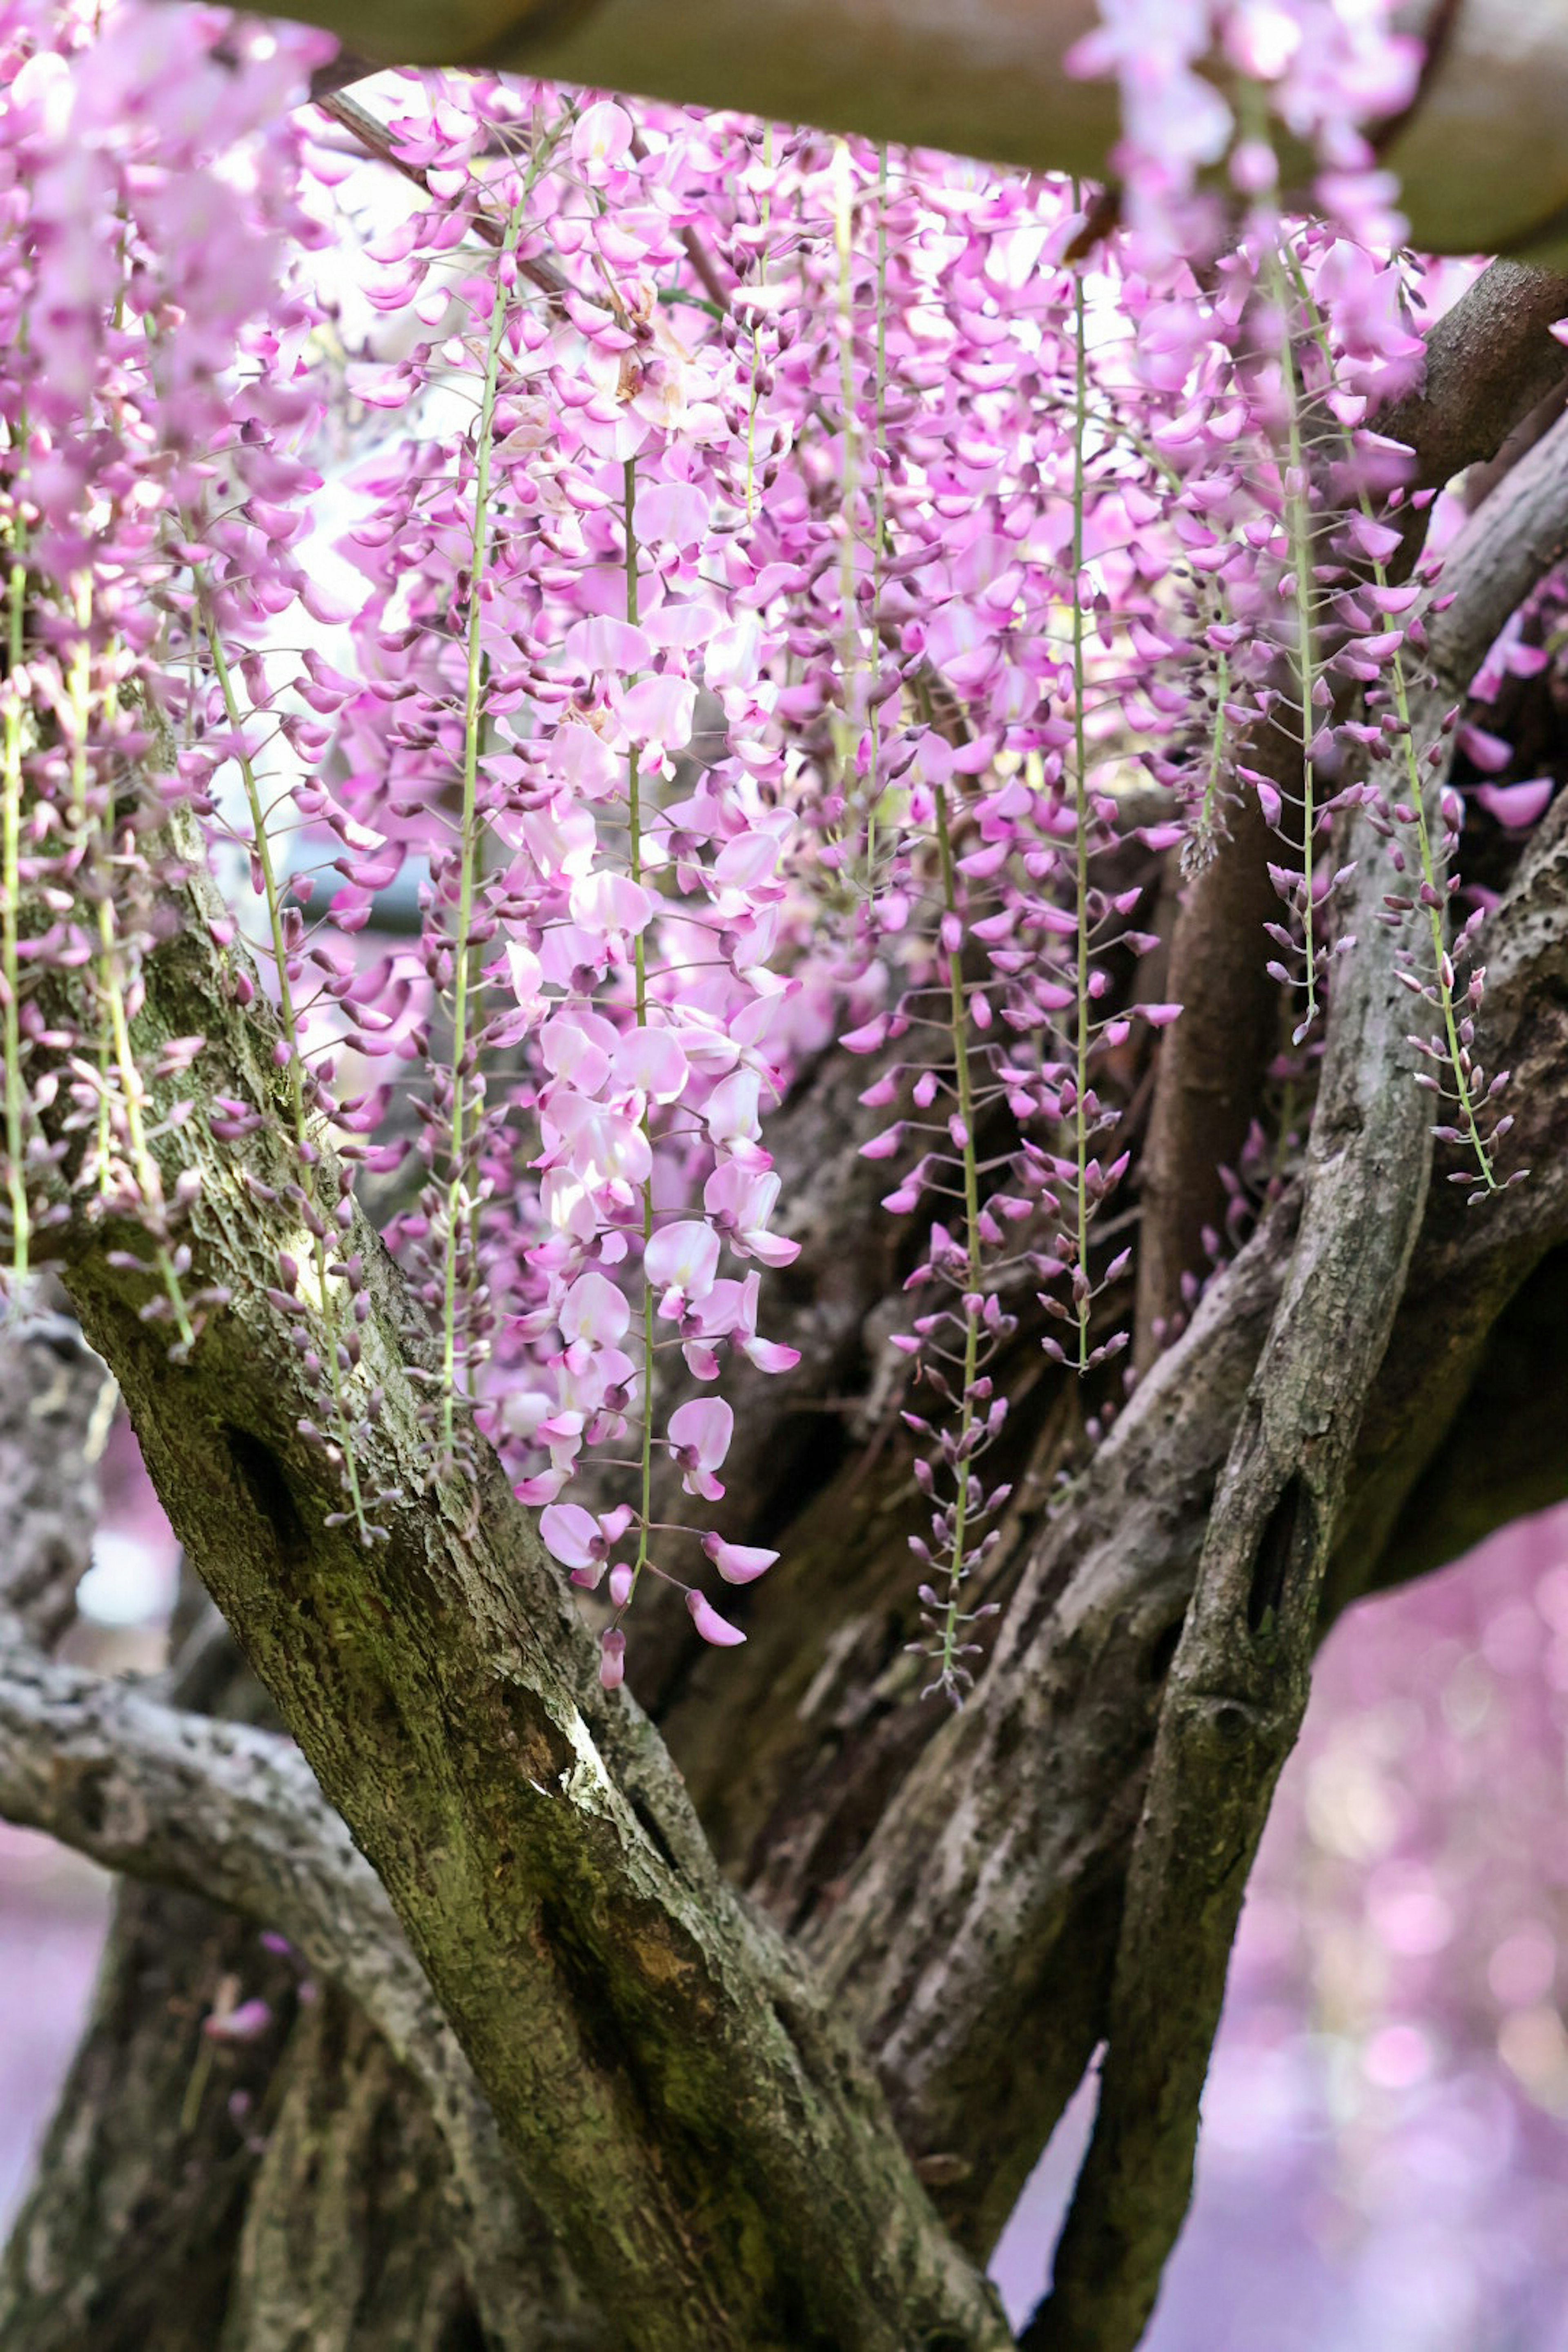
[1070,0,1421,255]
[0,2,337,1359]
[0,0,1551,1697]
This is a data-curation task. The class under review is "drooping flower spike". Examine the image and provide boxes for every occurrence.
[0,0,1538,1703]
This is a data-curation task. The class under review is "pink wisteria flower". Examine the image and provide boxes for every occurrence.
[666,1399,734,1503]
[702,1165,800,1267]
[2,0,1509,1714]
[645,1221,721,1319]
[539,1501,637,1586]
[682,1276,801,1381]
[702,1535,779,1586]
[686,1590,747,1648]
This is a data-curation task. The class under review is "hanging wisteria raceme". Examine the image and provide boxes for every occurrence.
[0,0,338,1364]
[0,0,1552,1697]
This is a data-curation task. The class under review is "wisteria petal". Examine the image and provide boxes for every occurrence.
[686,1590,747,1647]
[539,1503,600,1570]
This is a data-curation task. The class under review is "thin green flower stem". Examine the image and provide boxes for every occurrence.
[197,606,310,1141]
[197,583,368,1523]
[1198,644,1231,851]
[92,918,117,1194]
[1284,248,1497,1191]
[440,202,526,1473]
[5,522,189,1340]
[864,143,890,877]
[2,532,29,1287]
[94,894,196,1350]
[744,121,773,523]
[872,146,889,561]
[624,454,656,1604]
[60,579,128,1198]
[1069,225,1093,1371]
[831,140,862,803]
[65,577,93,827]
[0,362,37,1294]
[1384,672,1497,1187]
[1265,237,1321,1034]
[1072,390,1246,826]
[80,684,199,1355]
[87,628,122,1192]
[88,291,199,1325]
[932,777,982,1699]
[178,2031,215,2134]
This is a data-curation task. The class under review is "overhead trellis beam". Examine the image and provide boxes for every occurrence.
[247,0,1568,264]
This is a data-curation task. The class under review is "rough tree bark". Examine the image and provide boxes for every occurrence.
[9,96,1568,2352]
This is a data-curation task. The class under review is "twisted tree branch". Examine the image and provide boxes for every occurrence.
[0,1287,111,1646]
[1027,808,1431,2349]
[0,1618,550,2335]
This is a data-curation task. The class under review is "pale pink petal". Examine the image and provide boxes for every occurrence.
[559,1270,630,1349]
[704,1539,778,1586]
[204,1998,274,2044]
[568,871,653,939]
[744,1230,802,1268]
[617,673,697,751]
[713,831,781,889]
[743,1334,801,1374]
[645,1221,720,1302]
[1458,723,1512,775]
[599,1627,627,1690]
[687,1590,746,1647]
[706,1068,761,1153]
[613,1026,689,1102]
[539,1502,599,1570]
[633,479,713,549]
[506,942,546,1019]
[668,1396,733,1471]
[1477,779,1554,829]
[563,615,650,673]
[571,99,632,176]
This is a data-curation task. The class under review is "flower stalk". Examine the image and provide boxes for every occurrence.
[1069,238,1093,1369]
[197,580,368,1521]
[440,203,526,1474]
